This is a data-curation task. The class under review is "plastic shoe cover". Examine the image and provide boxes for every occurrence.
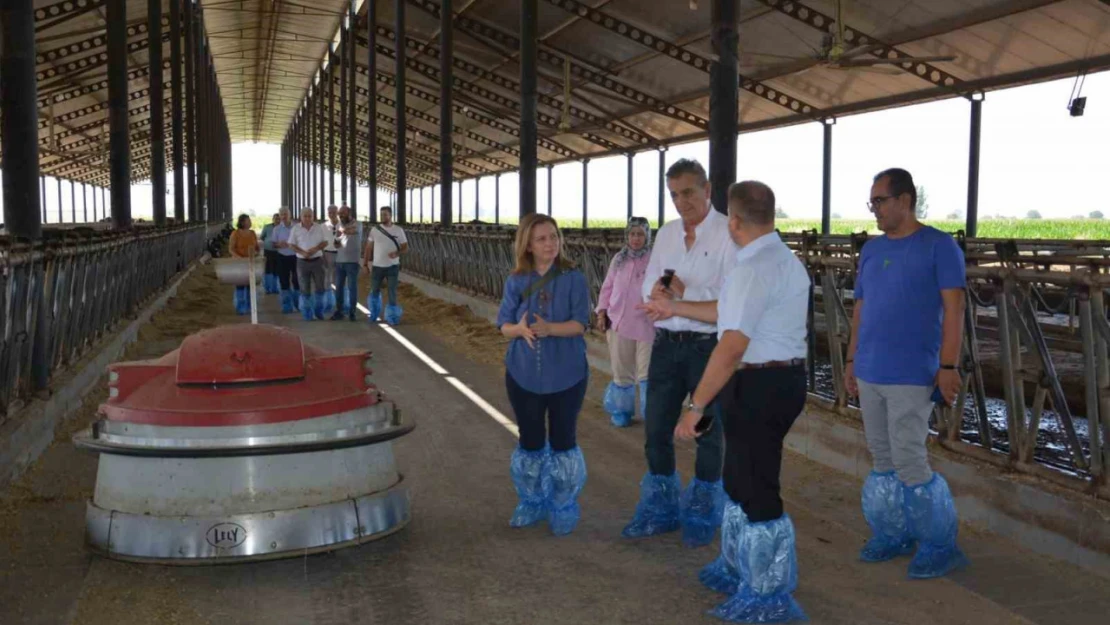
[700,500,749,594]
[710,515,806,623]
[638,380,649,419]
[860,470,914,562]
[233,287,248,315]
[903,473,968,579]
[603,382,636,427]
[323,290,336,313]
[385,304,403,326]
[280,290,294,314]
[292,289,301,311]
[544,446,587,536]
[313,293,326,320]
[368,293,382,322]
[264,274,277,294]
[682,478,726,548]
[300,293,314,321]
[269,274,280,294]
[510,446,549,528]
[621,472,682,538]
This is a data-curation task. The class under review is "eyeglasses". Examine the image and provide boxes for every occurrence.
[866,195,896,211]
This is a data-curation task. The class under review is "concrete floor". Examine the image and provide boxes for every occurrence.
[2,280,1108,625]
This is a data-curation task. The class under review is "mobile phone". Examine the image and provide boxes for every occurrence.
[694,412,715,434]
[661,268,676,289]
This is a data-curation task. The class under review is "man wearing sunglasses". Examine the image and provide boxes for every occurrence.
[844,167,969,579]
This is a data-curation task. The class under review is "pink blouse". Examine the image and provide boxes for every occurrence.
[596,253,655,343]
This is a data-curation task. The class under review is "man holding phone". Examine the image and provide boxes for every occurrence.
[650,181,809,621]
[619,158,738,548]
[844,168,968,580]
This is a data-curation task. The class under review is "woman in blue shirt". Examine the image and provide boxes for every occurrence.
[497,214,590,536]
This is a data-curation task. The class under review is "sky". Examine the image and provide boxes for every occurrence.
[13,70,1109,227]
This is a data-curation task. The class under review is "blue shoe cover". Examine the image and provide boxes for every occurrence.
[313,293,326,320]
[292,289,301,311]
[323,290,336,313]
[621,472,681,538]
[300,293,314,321]
[510,446,549,528]
[860,470,914,562]
[700,499,749,594]
[544,446,587,536]
[368,293,382,322]
[603,382,635,427]
[233,286,248,315]
[280,290,294,314]
[385,304,403,326]
[710,515,806,623]
[269,274,280,294]
[638,380,649,419]
[682,478,726,548]
[263,274,276,294]
[903,473,968,579]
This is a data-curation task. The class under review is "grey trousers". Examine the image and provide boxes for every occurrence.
[296,257,326,295]
[857,380,934,486]
[322,251,337,287]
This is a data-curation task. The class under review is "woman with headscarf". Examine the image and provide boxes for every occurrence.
[595,216,655,427]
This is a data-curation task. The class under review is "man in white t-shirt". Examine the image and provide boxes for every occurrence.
[362,205,408,324]
[288,210,330,321]
[320,204,340,314]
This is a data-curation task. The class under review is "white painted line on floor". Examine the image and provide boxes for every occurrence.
[354,301,518,437]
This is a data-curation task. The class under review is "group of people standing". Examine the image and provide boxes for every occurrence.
[496,159,969,623]
[228,205,410,324]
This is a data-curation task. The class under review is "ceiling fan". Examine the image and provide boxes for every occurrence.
[742,0,956,75]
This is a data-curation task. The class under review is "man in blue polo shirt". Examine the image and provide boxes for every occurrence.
[845,168,969,579]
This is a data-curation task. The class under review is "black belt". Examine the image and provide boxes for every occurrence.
[738,358,805,370]
[298,256,322,263]
[655,329,715,342]
[324,250,338,254]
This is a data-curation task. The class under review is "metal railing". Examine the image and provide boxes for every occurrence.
[402,223,1110,487]
[0,224,210,419]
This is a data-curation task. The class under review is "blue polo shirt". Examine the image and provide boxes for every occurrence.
[854,226,966,386]
[496,268,590,394]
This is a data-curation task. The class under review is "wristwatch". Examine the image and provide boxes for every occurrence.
[684,400,704,415]
[939,364,957,371]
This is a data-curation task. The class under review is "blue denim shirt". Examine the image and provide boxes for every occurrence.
[496,268,590,394]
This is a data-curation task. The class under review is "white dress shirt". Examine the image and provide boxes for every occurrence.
[717,231,810,363]
[370,224,407,268]
[640,208,739,334]
[288,223,329,260]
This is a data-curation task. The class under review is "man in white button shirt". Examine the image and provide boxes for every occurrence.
[362,205,408,325]
[288,209,330,321]
[620,159,737,549]
[648,181,810,622]
[320,204,340,314]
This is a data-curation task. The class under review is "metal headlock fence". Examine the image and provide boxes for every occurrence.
[0,223,211,421]
[402,223,1110,490]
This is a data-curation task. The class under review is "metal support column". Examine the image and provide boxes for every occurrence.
[108,0,131,229]
[394,0,407,224]
[582,159,589,229]
[70,179,76,223]
[658,148,666,227]
[708,0,738,215]
[475,178,479,221]
[149,0,166,226]
[519,0,537,217]
[184,0,197,222]
[368,0,378,223]
[1,0,42,238]
[57,178,62,224]
[337,29,345,204]
[626,153,634,219]
[348,0,357,215]
[40,176,46,223]
[318,79,325,218]
[439,0,453,225]
[170,0,184,222]
[967,94,983,238]
[495,173,500,224]
[310,88,317,218]
[821,118,833,235]
[546,164,552,216]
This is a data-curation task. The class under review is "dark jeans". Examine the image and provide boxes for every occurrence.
[334,262,360,313]
[263,250,279,274]
[505,372,587,453]
[371,264,400,304]
[719,365,807,522]
[645,331,725,482]
[276,254,300,291]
